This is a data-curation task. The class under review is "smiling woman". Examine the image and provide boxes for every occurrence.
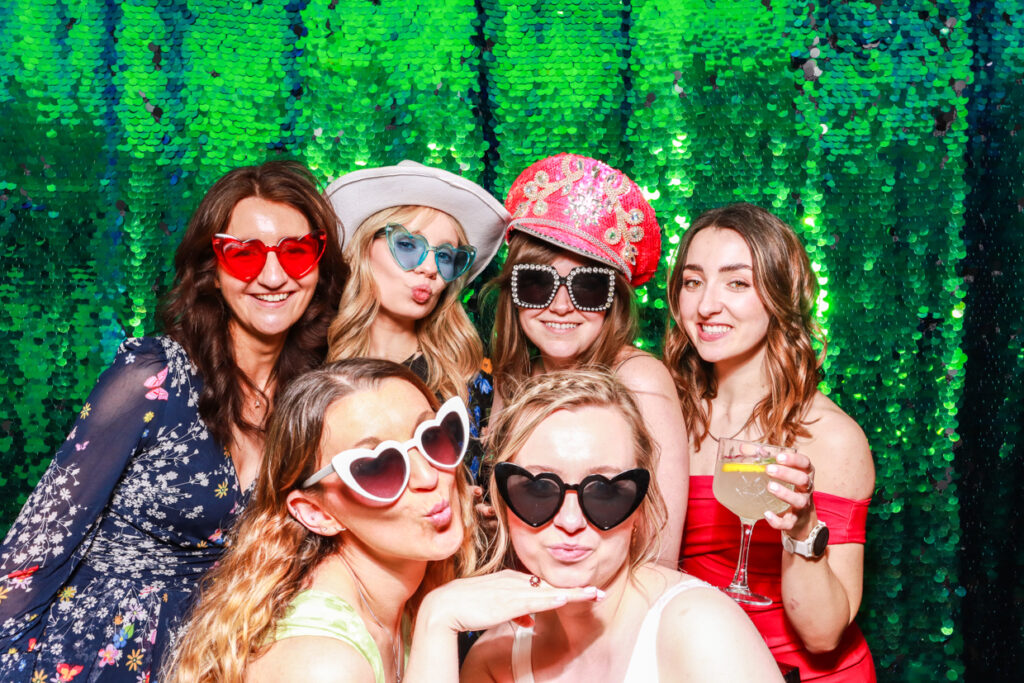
[665,203,876,681]
[487,153,689,566]
[0,161,348,683]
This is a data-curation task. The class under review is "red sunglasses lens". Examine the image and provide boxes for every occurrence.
[276,233,325,279]
[217,240,267,281]
[214,232,325,282]
[350,448,408,499]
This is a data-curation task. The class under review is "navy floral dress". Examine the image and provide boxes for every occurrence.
[0,336,246,683]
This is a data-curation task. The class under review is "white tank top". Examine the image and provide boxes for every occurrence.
[510,576,711,683]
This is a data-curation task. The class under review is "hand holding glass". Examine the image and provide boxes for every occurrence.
[713,437,795,606]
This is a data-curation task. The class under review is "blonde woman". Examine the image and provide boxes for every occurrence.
[324,162,508,476]
[665,203,876,681]
[487,154,688,564]
[166,358,595,683]
[408,370,781,682]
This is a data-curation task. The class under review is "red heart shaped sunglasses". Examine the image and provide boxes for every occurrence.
[211,231,326,282]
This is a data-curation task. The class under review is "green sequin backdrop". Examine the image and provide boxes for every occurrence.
[1,1,1020,680]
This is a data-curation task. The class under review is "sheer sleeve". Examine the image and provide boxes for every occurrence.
[0,337,171,635]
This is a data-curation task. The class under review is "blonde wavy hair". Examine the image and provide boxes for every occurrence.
[326,205,484,402]
[477,369,667,578]
[487,233,638,403]
[164,359,479,683]
[663,203,825,448]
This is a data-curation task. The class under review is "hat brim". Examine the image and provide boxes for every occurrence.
[507,221,656,288]
[324,161,509,282]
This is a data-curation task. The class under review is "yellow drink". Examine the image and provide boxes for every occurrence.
[713,461,792,521]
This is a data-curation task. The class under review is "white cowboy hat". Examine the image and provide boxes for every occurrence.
[324,160,509,282]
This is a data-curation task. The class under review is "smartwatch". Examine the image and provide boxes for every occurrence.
[782,521,829,559]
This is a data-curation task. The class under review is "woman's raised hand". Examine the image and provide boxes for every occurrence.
[421,569,604,633]
[763,450,817,537]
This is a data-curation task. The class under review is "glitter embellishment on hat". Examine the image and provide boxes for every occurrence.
[505,154,662,288]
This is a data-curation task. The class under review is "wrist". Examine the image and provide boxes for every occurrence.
[416,592,460,635]
[782,520,829,559]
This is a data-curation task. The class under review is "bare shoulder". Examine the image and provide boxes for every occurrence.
[460,623,516,683]
[246,636,377,683]
[613,348,676,397]
[800,392,875,499]
[658,575,782,681]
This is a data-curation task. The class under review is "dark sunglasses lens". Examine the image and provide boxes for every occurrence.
[570,271,612,309]
[277,235,323,279]
[580,478,641,529]
[420,411,465,466]
[221,241,267,281]
[516,269,556,307]
[349,448,407,499]
[505,473,562,526]
[389,230,427,270]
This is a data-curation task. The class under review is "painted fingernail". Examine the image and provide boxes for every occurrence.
[769,482,780,492]
[776,453,788,463]
[766,465,778,475]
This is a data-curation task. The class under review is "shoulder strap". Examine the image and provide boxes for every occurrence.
[510,622,536,683]
[622,577,710,682]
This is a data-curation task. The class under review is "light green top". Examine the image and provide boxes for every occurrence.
[273,589,410,683]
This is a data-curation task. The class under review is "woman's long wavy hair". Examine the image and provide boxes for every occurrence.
[159,160,348,446]
[487,233,638,403]
[326,205,483,402]
[663,203,824,448]
[165,359,479,683]
[477,369,667,578]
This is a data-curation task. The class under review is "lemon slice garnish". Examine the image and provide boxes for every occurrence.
[721,463,767,473]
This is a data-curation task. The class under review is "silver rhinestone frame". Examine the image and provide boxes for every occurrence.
[509,263,617,312]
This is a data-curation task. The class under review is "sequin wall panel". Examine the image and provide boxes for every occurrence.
[2,1,1019,680]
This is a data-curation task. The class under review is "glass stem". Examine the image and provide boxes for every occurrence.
[729,519,757,591]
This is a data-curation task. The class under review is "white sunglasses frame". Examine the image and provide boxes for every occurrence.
[300,396,469,502]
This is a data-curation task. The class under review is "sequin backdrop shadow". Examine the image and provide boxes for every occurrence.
[0,1,1020,680]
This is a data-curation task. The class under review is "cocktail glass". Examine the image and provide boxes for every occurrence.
[713,437,794,606]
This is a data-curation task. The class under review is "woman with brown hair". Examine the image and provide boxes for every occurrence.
[0,160,347,683]
[166,359,596,683]
[323,162,508,476]
[488,154,688,564]
[665,203,876,681]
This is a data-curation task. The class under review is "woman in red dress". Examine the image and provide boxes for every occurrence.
[664,203,876,681]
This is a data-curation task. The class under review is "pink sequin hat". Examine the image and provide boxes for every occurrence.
[504,153,662,288]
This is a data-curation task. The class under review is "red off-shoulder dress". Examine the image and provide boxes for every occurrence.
[681,475,876,682]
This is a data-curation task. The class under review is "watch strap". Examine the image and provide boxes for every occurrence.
[782,520,828,558]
